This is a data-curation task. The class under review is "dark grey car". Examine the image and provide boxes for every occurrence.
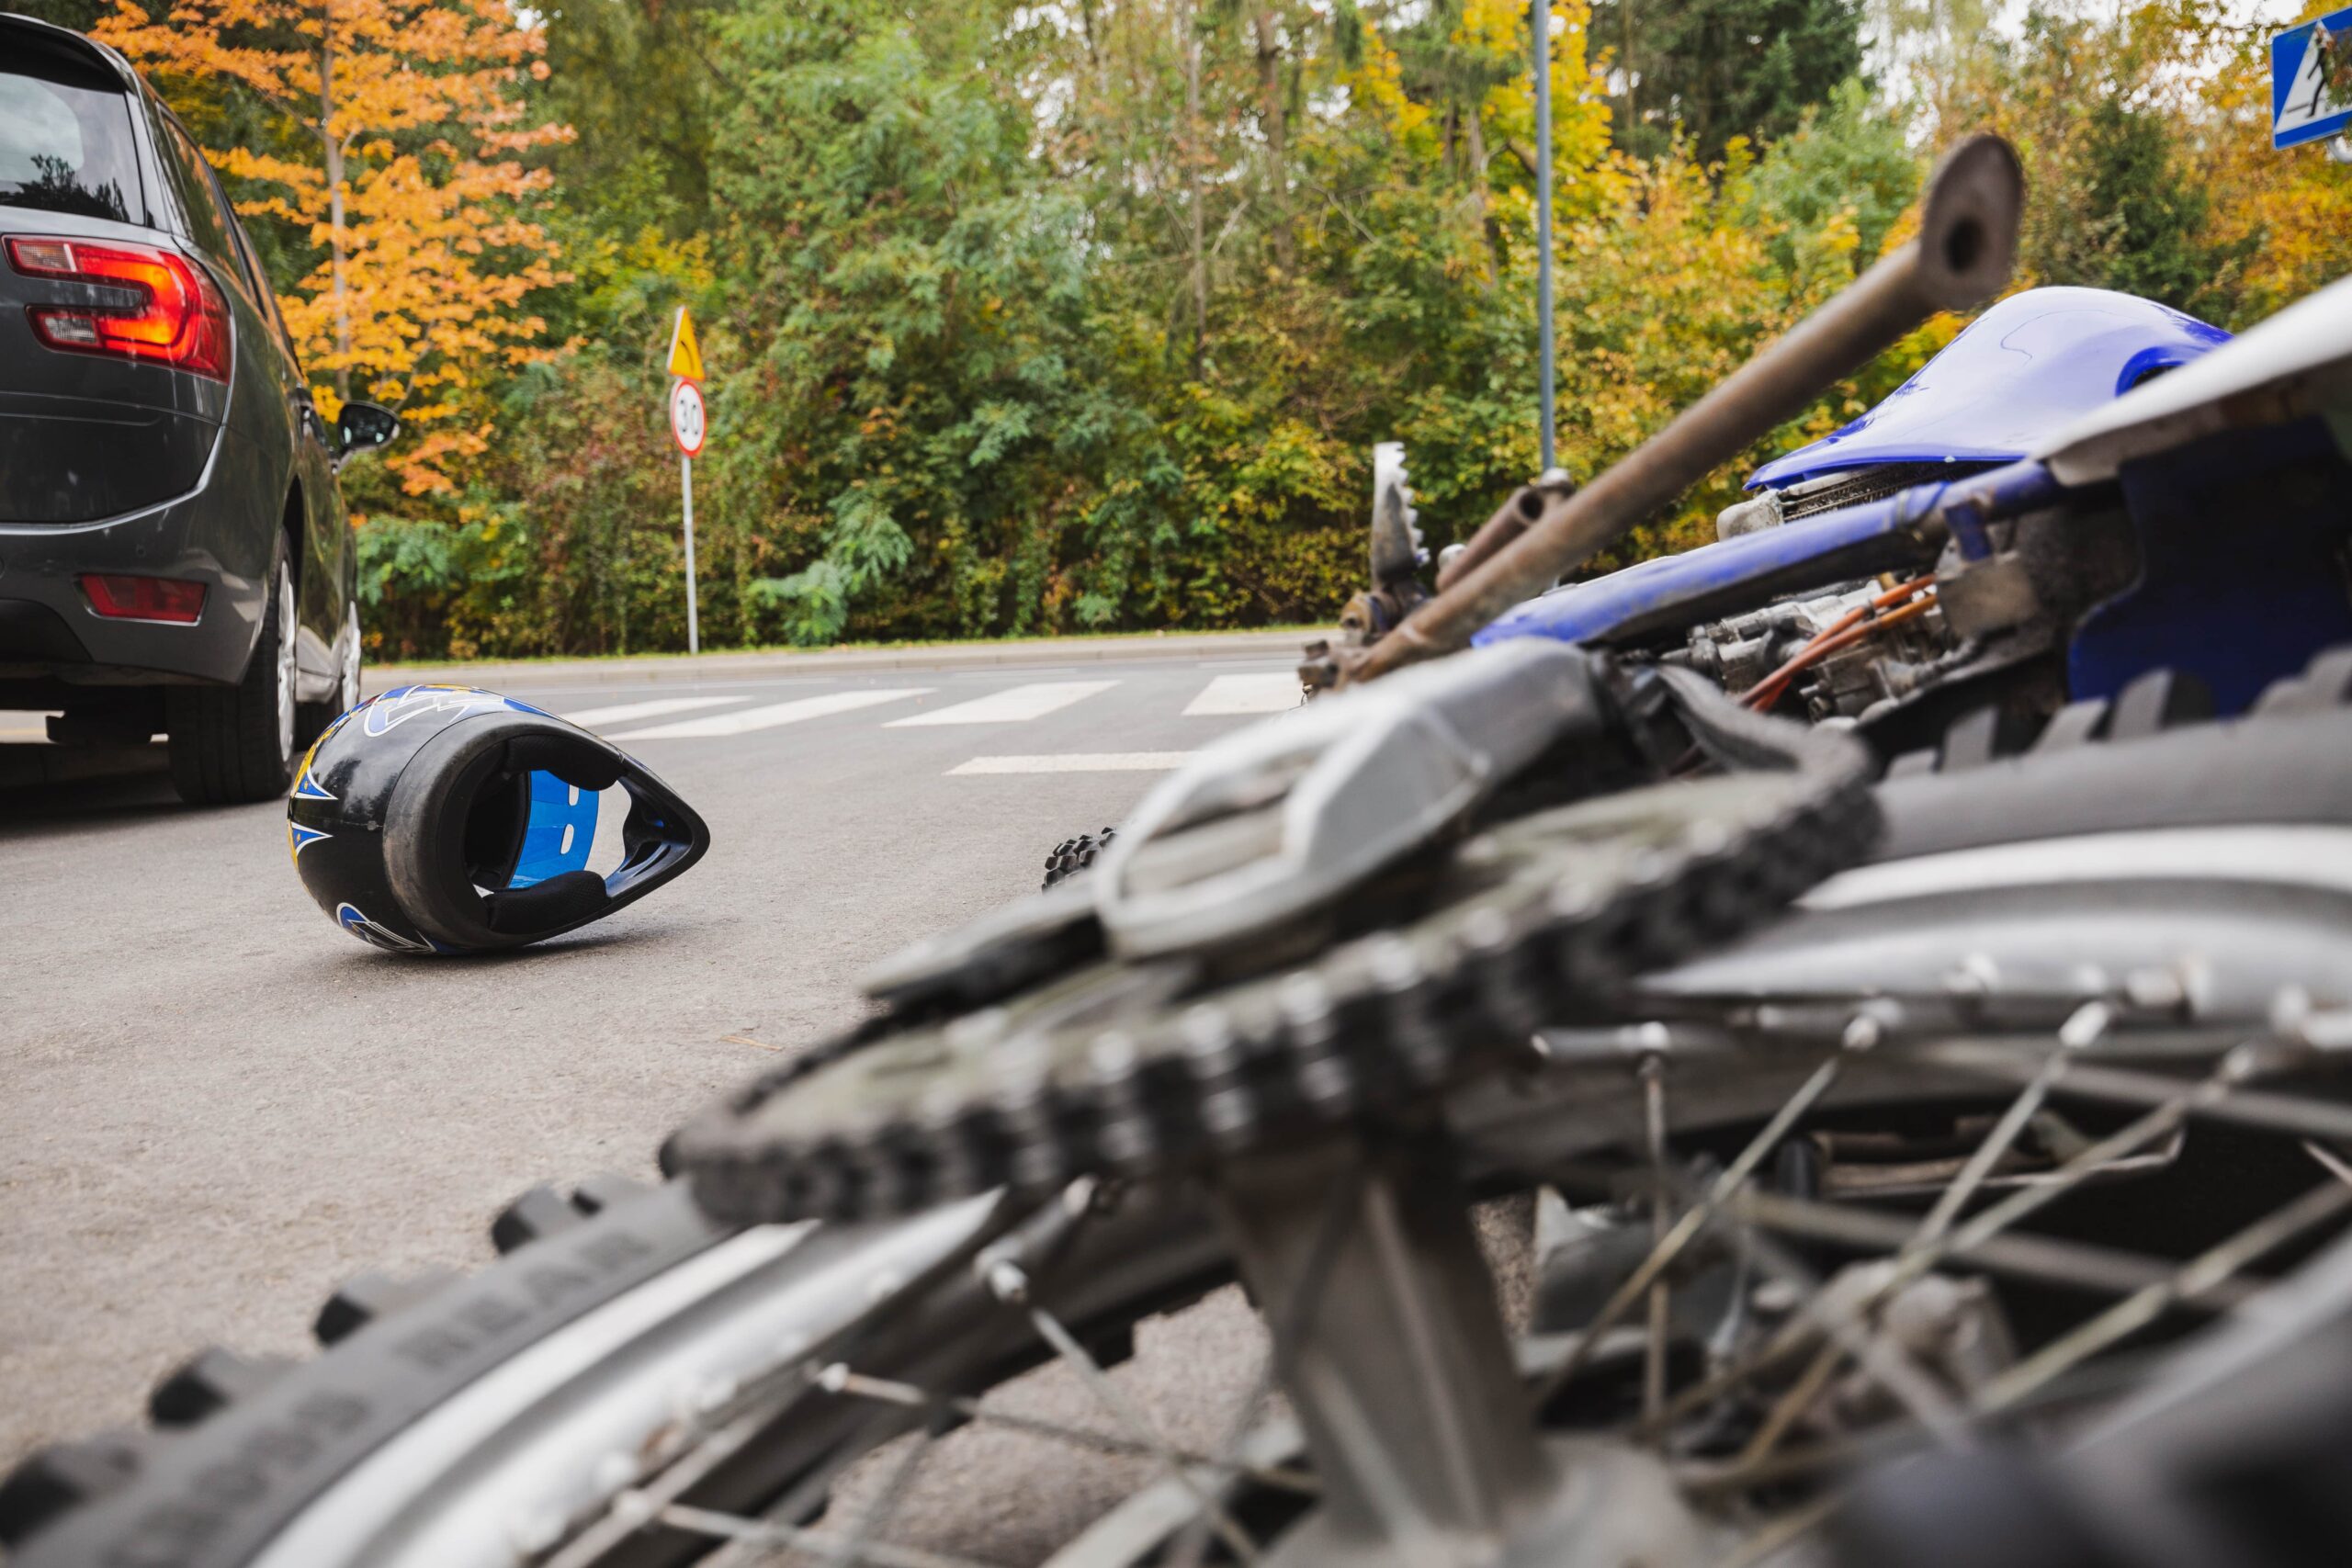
[0,15,398,803]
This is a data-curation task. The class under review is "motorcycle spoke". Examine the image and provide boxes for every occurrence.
[1717,1493,1842,1568]
[1928,1043,2262,1280]
[820,1423,941,1568]
[989,1262,1262,1565]
[1910,1010,2093,1250]
[1736,1223,1973,1450]
[1642,1055,1672,1423]
[1686,1344,2174,1499]
[1736,1339,1843,1469]
[1974,1147,2352,1416]
[1726,1187,2253,1307]
[544,1384,865,1568]
[1921,1040,2352,1145]
[1654,1043,2256,1440]
[1534,1043,1855,1407]
[1739,1013,2112,1472]
[814,1365,1315,1495]
[655,1501,998,1568]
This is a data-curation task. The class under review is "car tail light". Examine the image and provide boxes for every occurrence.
[80,573,208,624]
[6,235,230,382]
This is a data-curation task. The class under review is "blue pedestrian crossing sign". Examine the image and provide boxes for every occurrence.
[2274,8,2352,150]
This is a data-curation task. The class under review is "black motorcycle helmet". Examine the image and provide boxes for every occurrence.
[287,684,710,953]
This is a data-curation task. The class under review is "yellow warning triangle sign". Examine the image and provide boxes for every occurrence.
[667,306,705,382]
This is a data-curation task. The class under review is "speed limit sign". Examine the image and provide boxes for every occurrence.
[669,378,707,458]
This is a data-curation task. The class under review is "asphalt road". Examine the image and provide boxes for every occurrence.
[0,640,1322,1484]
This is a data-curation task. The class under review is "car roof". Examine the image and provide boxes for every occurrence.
[0,12,145,94]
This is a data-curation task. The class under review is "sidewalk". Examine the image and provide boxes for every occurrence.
[382,627,1324,690]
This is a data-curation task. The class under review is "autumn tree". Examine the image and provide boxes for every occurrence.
[1588,0,1866,160]
[313,0,2346,657]
[2154,11,2352,329]
[94,0,569,493]
[1923,2,2263,326]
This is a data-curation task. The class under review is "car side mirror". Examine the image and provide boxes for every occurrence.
[335,400,400,459]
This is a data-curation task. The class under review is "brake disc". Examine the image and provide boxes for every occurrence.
[676,708,1876,1225]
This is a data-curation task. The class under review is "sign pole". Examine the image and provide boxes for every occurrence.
[666,306,709,656]
[680,450,700,656]
[1533,0,1556,474]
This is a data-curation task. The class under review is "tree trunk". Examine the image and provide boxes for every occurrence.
[1620,0,1636,141]
[1079,0,1106,96]
[1252,4,1289,269]
[318,35,352,400]
[1182,0,1207,375]
[1465,92,1501,285]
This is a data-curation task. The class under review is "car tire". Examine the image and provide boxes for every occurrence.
[299,600,362,745]
[165,552,300,805]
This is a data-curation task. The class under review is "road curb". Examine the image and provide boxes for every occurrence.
[379,629,1325,689]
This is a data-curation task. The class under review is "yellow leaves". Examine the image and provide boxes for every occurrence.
[1479,0,1613,217]
[2177,28,2352,326]
[100,0,571,495]
[1458,0,1535,61]
[1340,25,1425,139]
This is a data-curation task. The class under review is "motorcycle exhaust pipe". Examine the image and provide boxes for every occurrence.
[1340,132,2023,686]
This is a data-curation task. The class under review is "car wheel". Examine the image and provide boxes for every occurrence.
[338,601,362,711]
[300,600,363,743]
[165,554,300,804]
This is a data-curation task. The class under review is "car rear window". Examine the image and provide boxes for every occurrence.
[0,44,142,224]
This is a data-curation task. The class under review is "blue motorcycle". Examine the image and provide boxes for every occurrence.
[1432,279,2349,761]
[17,136,2352,1568]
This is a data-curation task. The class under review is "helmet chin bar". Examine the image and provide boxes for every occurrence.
[384,715,711,953]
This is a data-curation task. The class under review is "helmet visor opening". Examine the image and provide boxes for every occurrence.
[465,769,637,894]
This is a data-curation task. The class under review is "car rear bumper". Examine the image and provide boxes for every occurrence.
[0,482,266,691]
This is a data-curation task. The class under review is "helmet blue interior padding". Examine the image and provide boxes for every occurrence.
[512,770,604,888]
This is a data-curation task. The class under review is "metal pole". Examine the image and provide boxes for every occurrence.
[681,452,700,656]
[1534,0,1556,474]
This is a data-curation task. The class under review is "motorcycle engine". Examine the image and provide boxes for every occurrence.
[1667,577,1957,720]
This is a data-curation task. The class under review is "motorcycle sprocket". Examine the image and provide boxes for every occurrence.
[677,734,1875,1225]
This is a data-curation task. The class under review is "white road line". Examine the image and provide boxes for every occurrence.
[610,688,933,739]
[561,695,747,728]
[948,752,1192,775]
[885,681,1119,728]
[1182,672,1302,716]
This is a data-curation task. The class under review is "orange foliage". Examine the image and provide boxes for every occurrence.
[95,0,570,494]
[2188,24,2352,324]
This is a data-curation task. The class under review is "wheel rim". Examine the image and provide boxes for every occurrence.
[274,564,297,764]
[340,603,362,712]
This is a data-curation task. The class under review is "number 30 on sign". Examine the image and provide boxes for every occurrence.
[670,378,707,458]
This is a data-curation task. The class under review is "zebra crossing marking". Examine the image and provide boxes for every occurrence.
[548,668,1300,747]
[561,695,746,728]
[885,681,1119,728]
[609,688,933,740]
[1182,671,1301,716]
[947,751,1193,775]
